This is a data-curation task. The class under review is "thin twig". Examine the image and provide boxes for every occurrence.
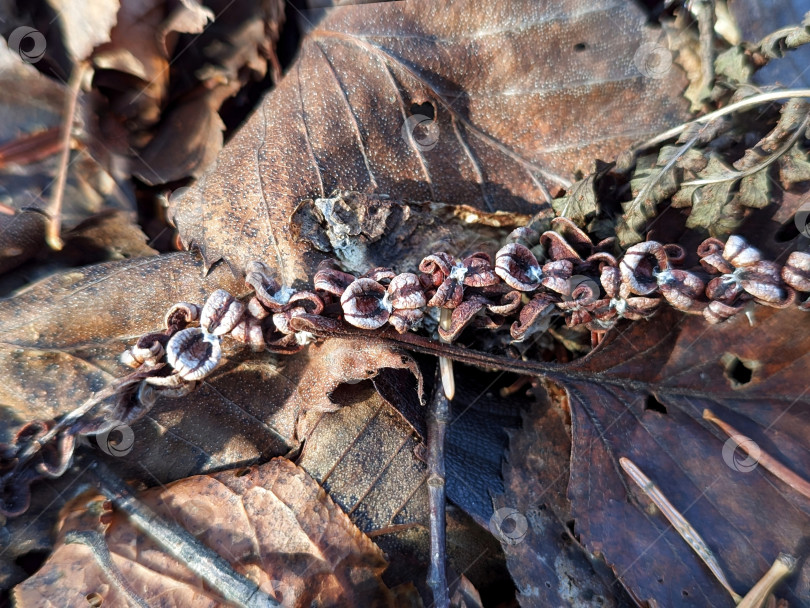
[738,553,796,608]
[46,61,87,251]
[682,115,810,186]
[636,89,810,151]
[703,410,810,500]
[426,376,451,608]
[426,308,453,607]
[620,457,743,603]
[14,383,121,468]
[82,456,279,608]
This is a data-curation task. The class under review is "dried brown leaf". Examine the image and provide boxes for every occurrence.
[12,458,421,607]
[171,0,689,281]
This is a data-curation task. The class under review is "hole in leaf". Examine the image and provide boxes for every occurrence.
[545,581,552,588]
[682,590,689,597]
[565,519,577,539]
[774,216,800,242]
[410,101,435,120]
[14,550,50,575]
[574,42,587,51]
[86,593,103,607]
[644,394,667,415]
[722,353,756,387]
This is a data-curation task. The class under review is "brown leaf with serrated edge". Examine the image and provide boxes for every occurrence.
[170,0,689,281]
[12,458,421,607]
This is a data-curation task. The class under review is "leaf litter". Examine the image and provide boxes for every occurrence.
[0,1,809,607]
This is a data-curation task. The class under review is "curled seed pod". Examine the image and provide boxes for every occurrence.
[121,334,165,368]
[419,252,454,287]
[723,235,761,267]
[495,243,543,291]
[663,244,686,266]
[247,296,269,320]
[166,327,222,381]
[656,269,705,312]
[201,290,245,335]
[540,260,573,294]
[620,241,668,295]
[313,264,356,296]
[245,261,293,310]
[388,273,426,309]
[739,261,788,305]
[427,276,464,308]
[364,267,396,283]
[340,278,390,329]
[230,316,266,351]
[704,300,745,324]
[782,251,810,292]
[700,252,734,275]
[164,302,200,331]
[697,237,725,259]
[486,290,522,315]
[585,251,617,271]
[705,276,743,303]
[510,293,556,340]
[288,291,325,315]
[390,308,423,333]
[462,254,499,287]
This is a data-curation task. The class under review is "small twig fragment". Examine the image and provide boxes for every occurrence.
[46,61,87,251]
[83,457,279,608]
[439,308,455,400]
[703,410,810,500]
[737,553,796,608]
[426,378,451,608]
[636,89,810,150]
[619,457,742,603]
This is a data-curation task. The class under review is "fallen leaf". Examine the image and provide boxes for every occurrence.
[171,0,689,282]
[549,305,810,606]
[0,251,243,442]
[47,0,121,63]
[12,457,421,607]
[297,366,514,603]
[495,382,632,607]
[0,39,133,274]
